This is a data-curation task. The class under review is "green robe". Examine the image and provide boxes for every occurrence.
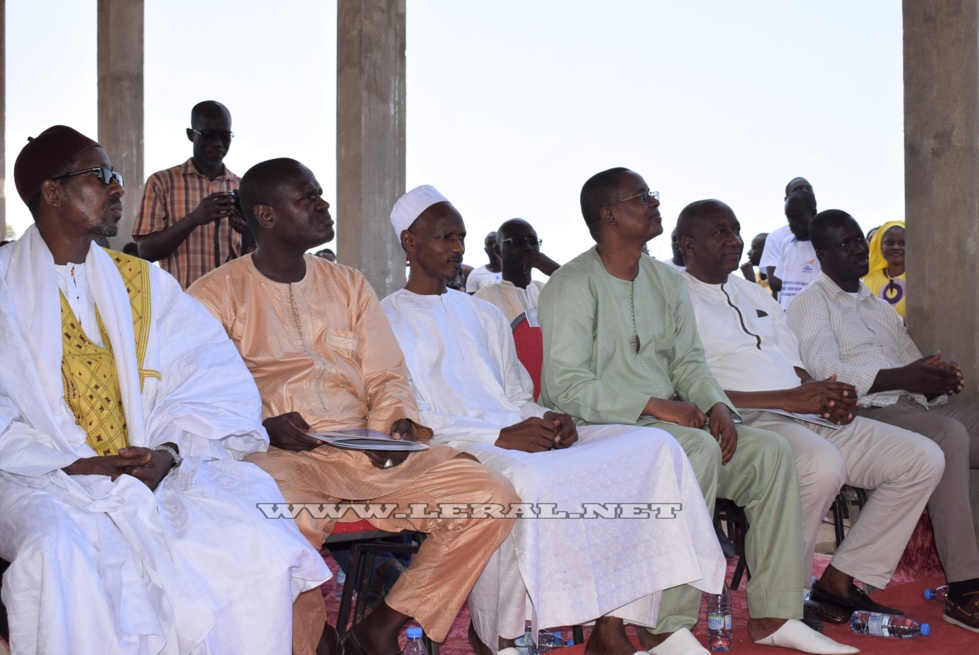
[539,246,803,628]
[538,246,731,421]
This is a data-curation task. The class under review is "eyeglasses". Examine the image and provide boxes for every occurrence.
[500,236,542,248]
[50,166,124,188]
[836,235,868,251]
[608,190,659,206]
[190,129,234,142]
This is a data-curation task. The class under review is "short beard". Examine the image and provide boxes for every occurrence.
[91,219,119,238]
[93,201,122,237]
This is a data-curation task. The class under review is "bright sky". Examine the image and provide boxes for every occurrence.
[5,0,903,266]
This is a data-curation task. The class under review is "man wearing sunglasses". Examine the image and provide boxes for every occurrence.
[474,218,560,323]
[133,100,248,289]
[0,126,329,653]
[539,167,857,654]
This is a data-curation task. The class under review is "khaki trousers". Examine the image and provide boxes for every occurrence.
[743,412,944,588]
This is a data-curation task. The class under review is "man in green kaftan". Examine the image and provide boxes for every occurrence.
[538,167,857,655]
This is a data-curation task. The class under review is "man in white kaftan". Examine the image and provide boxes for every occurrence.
[381,185,725,655]
[0,126,328,654]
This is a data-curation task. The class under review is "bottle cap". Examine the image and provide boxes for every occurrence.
[407,627,423,639]
[924,588,935,600]
[920,623,930,636]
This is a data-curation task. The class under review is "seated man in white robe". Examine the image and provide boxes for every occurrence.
[380,185,726,655]
[0,126,330,654]
[677,199,943,624]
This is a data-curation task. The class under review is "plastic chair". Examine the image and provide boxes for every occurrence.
[510,312,544,401]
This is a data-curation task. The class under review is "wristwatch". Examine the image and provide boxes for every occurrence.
[155,444,183,471]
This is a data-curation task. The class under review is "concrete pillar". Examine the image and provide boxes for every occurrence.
[1,0,6,241]
[337,0,406,298]
[904,1,979,403]
[97,0,143,250]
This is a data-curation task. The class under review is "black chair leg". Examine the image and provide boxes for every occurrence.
[0,558,8,642]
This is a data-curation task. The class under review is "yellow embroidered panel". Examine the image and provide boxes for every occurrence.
[105,249,160,387]
[60,293,130,456]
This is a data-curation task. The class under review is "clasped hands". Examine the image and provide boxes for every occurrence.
[263,411,416,469]
[643,398,738,465]
[496,412,578,452]
[62,444,177,491]
[907,352,964,399]
[785,375,859,425]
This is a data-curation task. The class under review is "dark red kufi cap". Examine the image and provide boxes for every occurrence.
[13,125,100,206]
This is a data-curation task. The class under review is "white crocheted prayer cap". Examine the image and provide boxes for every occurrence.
[390,184,449,240]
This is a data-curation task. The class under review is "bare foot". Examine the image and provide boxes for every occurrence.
[584,617,636,655]
[746,617,787,642]
[638,628,671,650]
[468,622,493,655]
[350,601,409,655]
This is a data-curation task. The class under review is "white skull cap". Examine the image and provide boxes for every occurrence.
[390,185,450,240]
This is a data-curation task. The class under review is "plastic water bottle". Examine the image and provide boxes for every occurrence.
[515,622,536,655]
[924,585,949,602]
[535,630,564,654]
[402,626,427,655]
[850,611,930,638]
[334,569,346,602]
[707,582,733,651]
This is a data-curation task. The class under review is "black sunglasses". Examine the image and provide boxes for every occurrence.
[50,166,125,188]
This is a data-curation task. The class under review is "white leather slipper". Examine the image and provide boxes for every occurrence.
[752,619,859,654]
[647,628,709,655]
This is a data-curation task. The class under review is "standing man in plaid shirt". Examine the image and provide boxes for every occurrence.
[133,101,248,289]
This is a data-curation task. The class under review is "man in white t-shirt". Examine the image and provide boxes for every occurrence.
[465,231,504,292]
[760,177,815,300]
[775,190,820,309]
[660,227,686,271]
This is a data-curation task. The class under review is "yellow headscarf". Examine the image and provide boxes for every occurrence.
[868,220,905,275]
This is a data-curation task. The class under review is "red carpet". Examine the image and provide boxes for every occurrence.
[316,513,974,655]
[0,514,964,654]
[320,558,972,655]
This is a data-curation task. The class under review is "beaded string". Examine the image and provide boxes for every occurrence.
[629,281,657,378]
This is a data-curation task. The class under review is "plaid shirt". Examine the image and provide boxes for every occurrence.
[133,159,240,289]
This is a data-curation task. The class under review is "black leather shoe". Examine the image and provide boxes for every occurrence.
[804,596,851,624]
[809,581,903,617]
[802,601,826,632]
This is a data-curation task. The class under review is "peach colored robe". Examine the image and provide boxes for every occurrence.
[190,255,463,501]
[190,255,516,648]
